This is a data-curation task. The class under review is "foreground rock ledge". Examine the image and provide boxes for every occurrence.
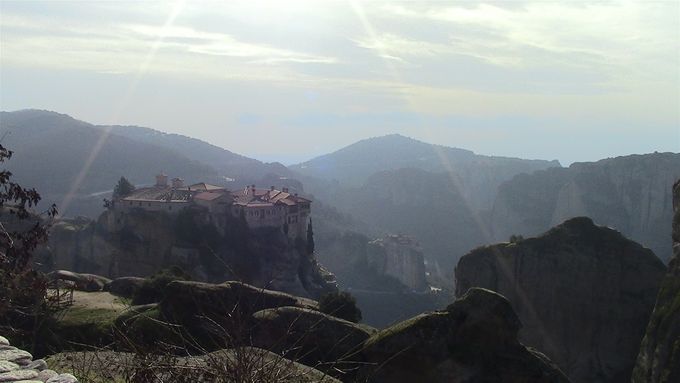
[358,288,569,383]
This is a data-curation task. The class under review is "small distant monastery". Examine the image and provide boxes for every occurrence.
[113,173,311,238]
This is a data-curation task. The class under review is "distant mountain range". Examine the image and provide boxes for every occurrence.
[2,109,677,279]
[0,110,289,216]
[107,125,291,181]
[490,153,680,262]
[295,134,679,275]
[291,134,560,211]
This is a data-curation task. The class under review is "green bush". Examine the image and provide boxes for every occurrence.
[319,291,362,323]
[132,266,191,305]
[509,234,524,243]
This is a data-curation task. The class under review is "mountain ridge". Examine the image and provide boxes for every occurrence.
[290,133,561,187]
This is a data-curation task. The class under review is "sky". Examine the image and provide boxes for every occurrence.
[1,0,678,165]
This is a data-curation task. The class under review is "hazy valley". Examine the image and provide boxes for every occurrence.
[1,109,678,383]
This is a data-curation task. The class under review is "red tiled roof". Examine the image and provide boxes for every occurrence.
[194,191,227,201]
[187,183,225,191]
[231,187,311,208]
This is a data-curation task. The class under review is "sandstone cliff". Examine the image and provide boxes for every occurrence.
[367,234,427,291]
[455,217,666,383]
[491,153,680,262]
[38,207,335,299]
[633,179,680,383]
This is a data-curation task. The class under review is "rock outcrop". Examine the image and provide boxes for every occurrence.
[160,280,318,324]
[314,229,447,328]
[251,306,375,376]
[490,153,680,262]
[633,179,680,383]
[0,335,78,382]
[367,234,427,291]
[456,217,666,383]
[103,277,145,298]
[39,208,335,299]
[47,270,111,292]
[358,288,569,383]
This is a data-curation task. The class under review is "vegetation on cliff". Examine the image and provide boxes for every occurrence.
[633,179,680,383]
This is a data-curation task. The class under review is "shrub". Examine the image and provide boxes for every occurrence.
[319,291,362,323]
[112,176,135,199]
[0,144,57,350]
[509,234,524,243]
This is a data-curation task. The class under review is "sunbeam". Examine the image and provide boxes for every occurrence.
[57,0,186,217]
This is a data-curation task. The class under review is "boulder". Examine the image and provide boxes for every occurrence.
[358,288,569,383]
[37,369,59,381]
[46,373,78,383]
[0,361,18,373]
[251,306,376,373]
[633,179,680,383]
[0,368,38,381]
[47,270,111,292]
[0,348,32,365]
[160,280,318,324]
[188,347,341,383]
[155,281,319,350]
[104,277,145,298]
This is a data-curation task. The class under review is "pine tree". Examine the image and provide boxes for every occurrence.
[306,218,315,255]
[113,176,135,199]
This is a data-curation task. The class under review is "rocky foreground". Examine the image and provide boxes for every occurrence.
[35,273,570,382]
[0,335,77,382]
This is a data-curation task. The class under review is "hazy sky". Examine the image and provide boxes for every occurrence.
[1,0,678,165]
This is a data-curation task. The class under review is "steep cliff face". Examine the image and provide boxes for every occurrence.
[39,208,335,299]
[633,180,680,383]
[334,168,486,274]
[455,217,666,383]
[367,235,427,291]
[491,153,680,262]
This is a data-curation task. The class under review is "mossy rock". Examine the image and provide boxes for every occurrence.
[358,288,569,383]
[105,277,145,299]
[251,306,376,375]
[113,304,185,352]
[47,306,118,351]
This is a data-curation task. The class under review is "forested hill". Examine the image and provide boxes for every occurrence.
[0,110,289,216]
